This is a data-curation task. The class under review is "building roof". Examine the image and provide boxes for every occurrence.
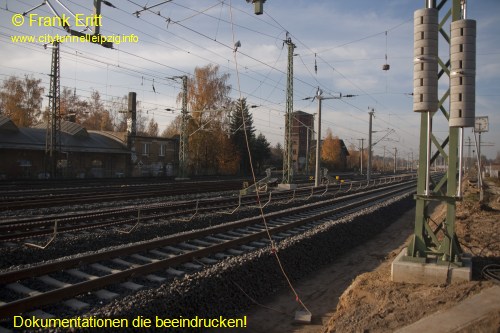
[293,110,313,117]
[0,114,19,132]
[339,139,350,156]
[0,117,129,154]
[33,120,89,137]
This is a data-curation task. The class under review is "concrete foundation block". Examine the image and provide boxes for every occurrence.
[391,248,471,284]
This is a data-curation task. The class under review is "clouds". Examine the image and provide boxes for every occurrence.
[0,0,498,158]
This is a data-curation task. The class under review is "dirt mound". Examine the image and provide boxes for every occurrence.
[324,178,500,333]
[327,254,493,333]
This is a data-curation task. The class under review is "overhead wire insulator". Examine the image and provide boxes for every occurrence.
[314,53,317,74]
[383,31,390,71]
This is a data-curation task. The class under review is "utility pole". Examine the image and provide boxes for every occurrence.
[304,90,348,187]
[393,147,397,174]
[383,146,386,173]
[367,108,375,180]
[24,0,116,179]
[304,91,355,186]
[282,36,296,185]
[411,151,414,172]
[467,136,472,172]
[305,126,311,178]
[176,75,189,179]
[473,118,489,202]
[399,0,476,273]
[358,138,365,175]
[45,41,61,178]
[127,92,137,177]
[314,90,323,187]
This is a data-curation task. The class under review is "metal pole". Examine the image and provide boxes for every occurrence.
[425,112,432,195]
[178,75,188,179]
[282,37,295,184]
[46,41,61,178]
[456,0,467,196]
[457,127,464,196]
[467,136,472,172]
[367,109,374,180]
[359,139,364,175]
[305,126,310,177]
[405,0,465,264]
[383,146,386,173]
[411,151,414,172]
[393,147,397,174]
[478,131,483,201]
[314,96,322,187]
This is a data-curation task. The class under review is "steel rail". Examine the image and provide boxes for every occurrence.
[0,177,407,242]
[0,182,415,317]
[0,181,245,211]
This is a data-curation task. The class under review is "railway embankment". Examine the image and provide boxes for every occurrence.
[86,193,415,326]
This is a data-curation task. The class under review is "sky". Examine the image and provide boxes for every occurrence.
[0,0,499,160]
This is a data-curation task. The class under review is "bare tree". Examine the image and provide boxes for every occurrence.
[162,115,182,138]
[80,90,113,131]
[146,117,159,137]
[108,95,129,131]
[58,87,90,123]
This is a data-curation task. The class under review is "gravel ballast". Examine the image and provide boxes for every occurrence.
[83,193,414,330]
[1,192,414,332]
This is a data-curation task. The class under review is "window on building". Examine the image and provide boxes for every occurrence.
[159,144,165,156]
[143,143,150,156]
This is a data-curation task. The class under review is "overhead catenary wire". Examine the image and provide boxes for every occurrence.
[1,2,422,146]
[228,0,312,318]
[1,1,334,111]
[3,0,413,103]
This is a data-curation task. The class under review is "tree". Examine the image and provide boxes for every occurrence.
[230,98,256,175]
[162,115,182,138]
[252,133,271,174]
[270,142,284,169]
[81,90,113,131]
[146,117,159,137]
[321,128,342,170]
[216,130,240,175]
[108,94,129,131]
[59,87,89,123]
[179,64,233,175]
[134,105,148,135]
[347,143,359,170]
[182,64,231,121]
[0,75,44,127]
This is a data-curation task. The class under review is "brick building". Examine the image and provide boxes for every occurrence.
[291,111,314,173]
[0,114,178,179]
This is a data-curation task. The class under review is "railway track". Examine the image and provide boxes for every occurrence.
[0,179,416,319]
[0,176,412,243]
[0,179,247,211]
